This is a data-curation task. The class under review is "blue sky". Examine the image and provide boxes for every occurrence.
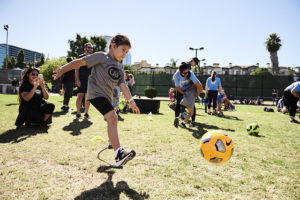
[0,0,300,68]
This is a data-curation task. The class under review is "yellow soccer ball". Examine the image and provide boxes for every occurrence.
[200,130,234,165]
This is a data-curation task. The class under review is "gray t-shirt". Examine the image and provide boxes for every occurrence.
[83,52,125,104]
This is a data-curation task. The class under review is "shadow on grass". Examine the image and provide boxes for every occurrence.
[218,114,243,121]
[62,119,93,136]
[5,103,18,106]
[52,110,67,117]
[0,127,48,143]
[74,167,149,200]
[185,122,235,139]
[250,134,265,138]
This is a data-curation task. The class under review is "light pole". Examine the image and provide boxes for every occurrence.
[199,58,205,67]
[189,47,204,58]
[3,25,9,68]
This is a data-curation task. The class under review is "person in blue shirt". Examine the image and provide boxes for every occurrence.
[205,71,222,115]
[283,81,300,123]
[276,97,287,113]
[173,62,203,128]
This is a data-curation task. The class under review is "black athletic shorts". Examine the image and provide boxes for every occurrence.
[78,79,88,93]
[63,81,74,98]
[90,97,114,116]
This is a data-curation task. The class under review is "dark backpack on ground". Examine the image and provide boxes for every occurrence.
[264,107,274,112]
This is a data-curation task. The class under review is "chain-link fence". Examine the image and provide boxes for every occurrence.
[131,72,296,100]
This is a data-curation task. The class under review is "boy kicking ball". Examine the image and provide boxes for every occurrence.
[53,34,140,167]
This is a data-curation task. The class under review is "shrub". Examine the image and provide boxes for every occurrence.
[144,86,158,99]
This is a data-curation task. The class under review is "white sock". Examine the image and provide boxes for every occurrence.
[115,147,123,157]
[182,121,186,124]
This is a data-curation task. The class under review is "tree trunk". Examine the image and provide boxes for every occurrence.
[270,52,279,75]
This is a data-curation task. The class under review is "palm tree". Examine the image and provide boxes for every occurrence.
[265,33,282,75]
[170,58,179,68]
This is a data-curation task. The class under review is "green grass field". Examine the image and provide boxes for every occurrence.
[0,94,299,200]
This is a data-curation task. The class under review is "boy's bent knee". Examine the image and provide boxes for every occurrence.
[105,111,118,125]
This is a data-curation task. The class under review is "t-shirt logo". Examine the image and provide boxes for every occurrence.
[35,89,41,95]
[108,67,121,80]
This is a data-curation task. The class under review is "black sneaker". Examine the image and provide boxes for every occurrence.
[115,149,136,167]
[76,113,82,119]
[180,122,187,128]
[61,105,69,111]
[84,113,90,119]
[290,119,300,124]
[173,118,179,128]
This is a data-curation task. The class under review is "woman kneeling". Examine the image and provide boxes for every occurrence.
[15,68,55,129]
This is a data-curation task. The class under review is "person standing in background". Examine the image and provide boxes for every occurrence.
[61,57,75,111]
[205,71,222,115]
[75,43,93,119]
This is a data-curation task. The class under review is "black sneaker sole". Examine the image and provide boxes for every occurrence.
[116,150,136,167]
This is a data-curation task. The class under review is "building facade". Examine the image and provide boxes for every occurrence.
[135,61,293,76]
[0,44,42,68]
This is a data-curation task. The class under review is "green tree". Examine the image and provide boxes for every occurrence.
[250,68,273,76]
[25,61,34,68]
[170,58,179,67]
[2,56,17,69]
[90,36,107,52]
[40,57,67,83]
[265,33,282,75]
[16,49,25,69]
[2,57,9,68]
[7,57,16,69]
[123,65,137,71]
[36,53,45,67]
[67,34,107,58]
[295,66,300,81]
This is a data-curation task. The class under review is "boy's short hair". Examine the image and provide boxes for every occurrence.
[66,57,72,63]
[109,34,131,49]
[84,42,92,48]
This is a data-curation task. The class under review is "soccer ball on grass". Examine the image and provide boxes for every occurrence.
[246,123,260,136]
[200,130,234,165]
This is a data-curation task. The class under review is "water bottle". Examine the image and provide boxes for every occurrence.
[148,112,152,121]
[68,108,72,117]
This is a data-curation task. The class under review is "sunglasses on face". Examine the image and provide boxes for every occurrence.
[31,72,39,76]
[181,72,189,75]
[86,46,93,49]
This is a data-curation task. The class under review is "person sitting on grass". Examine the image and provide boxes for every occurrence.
[216,89,226,115]
[277,97,288,113]
[169,88,175,103]
[53,34,140,167]
[15,67,55,129]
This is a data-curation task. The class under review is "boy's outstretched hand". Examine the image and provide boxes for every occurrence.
[129,101,140,114]
[52,66,62,80]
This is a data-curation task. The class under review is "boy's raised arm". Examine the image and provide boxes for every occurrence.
[53,58,86,80]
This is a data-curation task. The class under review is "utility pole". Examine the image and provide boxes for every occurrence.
[3,25,9,68]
